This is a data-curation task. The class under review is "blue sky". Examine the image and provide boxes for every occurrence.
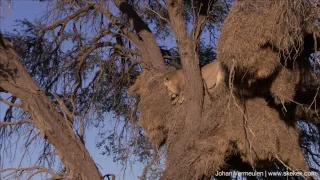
[0,1,143,179]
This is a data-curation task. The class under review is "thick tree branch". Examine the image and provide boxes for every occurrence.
[114,0,165,70]
[0,34,102,179]
[165,0,189,43]
[166,0,203,127]
[161,2,205,178]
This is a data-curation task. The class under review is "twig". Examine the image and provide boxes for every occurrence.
[228,60,254,160]
[275,155,307,180]
[145,7,170,24]
[307,87,319,110]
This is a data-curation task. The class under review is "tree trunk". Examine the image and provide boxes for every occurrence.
[161,1,205,179]
[0,34,101,180]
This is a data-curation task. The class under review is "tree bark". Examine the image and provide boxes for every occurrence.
[115,0,166,70]
[0,34,101,180]
[160,1,205,179]
[166,0,204,129]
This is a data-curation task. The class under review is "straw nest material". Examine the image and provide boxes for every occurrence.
[128,69,186,149]
[129,0,320,179]
[217,0,320,104]
[130,70,309,179]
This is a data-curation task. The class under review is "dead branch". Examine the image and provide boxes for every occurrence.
[275,155,308,180]
[190,1,217,42]
[98,42,141,56]
[0,96,22,107]
[70,27,115,102]
[0,166,61,180]
[191,15,207,43]
[145,7,170,24]
[41,5,94,33]
[0,119,34,126]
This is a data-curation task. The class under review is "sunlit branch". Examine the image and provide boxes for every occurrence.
[0,119,33,126]
[145,7,170,24]
[0,96,22,107]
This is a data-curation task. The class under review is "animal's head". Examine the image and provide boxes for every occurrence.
[163,77,172,87]
[164,75,181,96]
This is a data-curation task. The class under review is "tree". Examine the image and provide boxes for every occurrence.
[0,0,320,180]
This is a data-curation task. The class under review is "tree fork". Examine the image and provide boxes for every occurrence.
[161,1,205,179]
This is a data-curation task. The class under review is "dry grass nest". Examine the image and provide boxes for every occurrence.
[129,0,320,178]
[130,70,309,179]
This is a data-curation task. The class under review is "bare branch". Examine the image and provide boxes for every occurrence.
[275,155,308,179]
[145,7,170,24]
[42,5,94,32]
[114,0,165,69]
[191,1,219,43]
[191,15,207,43]
[0,119,34,126]
[97,42,141,56]
[0,166,61,179]
[0,96,22,107]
